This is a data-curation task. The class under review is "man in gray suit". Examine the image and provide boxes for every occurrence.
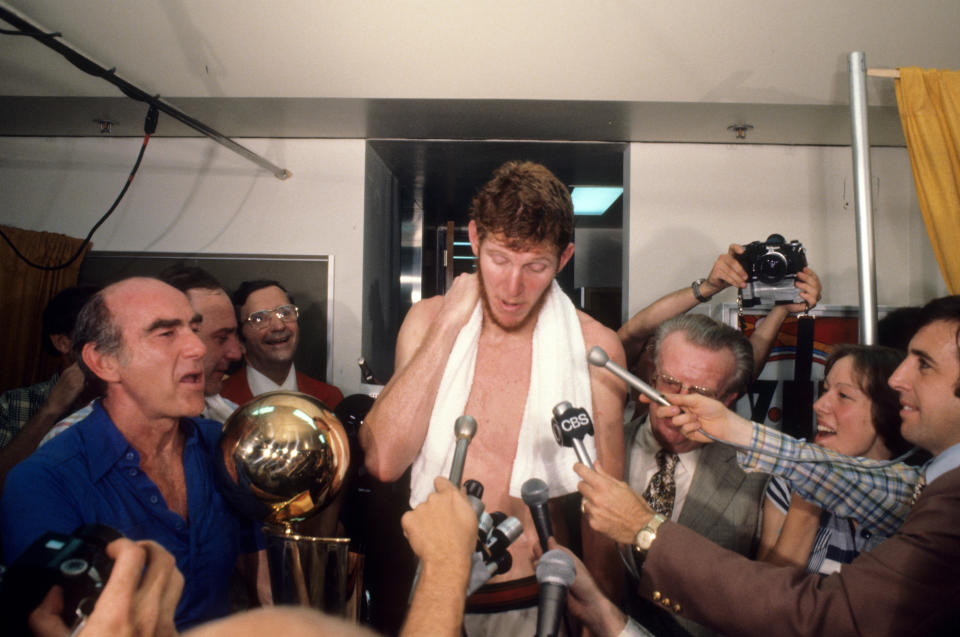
[624,313,766,636]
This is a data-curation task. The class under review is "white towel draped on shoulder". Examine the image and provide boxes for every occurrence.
[409,279,594,507]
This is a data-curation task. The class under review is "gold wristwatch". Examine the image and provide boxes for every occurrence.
[633,513,667,566]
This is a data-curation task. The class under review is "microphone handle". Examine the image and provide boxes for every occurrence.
[449,437,470,487]
[528,503,553,552]
[572,439,595,470]
[535,582,568,637]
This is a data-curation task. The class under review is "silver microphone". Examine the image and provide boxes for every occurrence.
[587,346,672,406]
[449,415,478,487]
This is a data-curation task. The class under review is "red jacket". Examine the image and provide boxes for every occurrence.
[220,365,343,410]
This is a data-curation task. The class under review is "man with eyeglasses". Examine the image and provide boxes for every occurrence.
[622,313,766,637]
[220,280,343,410]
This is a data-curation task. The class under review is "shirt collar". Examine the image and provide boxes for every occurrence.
[927,440,960,484]
[84,401,200,481]
[246,363,298,396]
[638,415,703,474]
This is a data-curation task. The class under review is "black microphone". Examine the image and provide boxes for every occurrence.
[521,478,553,552]
[551,401,595,469]
[464,479,484,499]
[535,550,576,637]
[449,415,478,488]
[483,516,523,562]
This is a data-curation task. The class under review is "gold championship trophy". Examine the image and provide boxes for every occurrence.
[217,391,358,616]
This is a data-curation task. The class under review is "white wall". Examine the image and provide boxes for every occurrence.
[0,136,367,393]
[625,143,947,317]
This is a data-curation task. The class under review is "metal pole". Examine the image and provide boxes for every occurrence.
[0,3,291,180]
[848,51,878,344]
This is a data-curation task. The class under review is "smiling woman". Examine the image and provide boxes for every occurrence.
[758,344,916,574]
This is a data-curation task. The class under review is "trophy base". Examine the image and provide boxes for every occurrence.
[263,526,362,619]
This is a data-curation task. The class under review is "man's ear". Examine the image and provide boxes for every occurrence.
[467,220,480,256]
[81,342,121,384]
[557,243,575,273]
[49,333,72,356]
[722,392,739,408]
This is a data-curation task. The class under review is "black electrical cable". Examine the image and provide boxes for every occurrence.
[0,105,159,271]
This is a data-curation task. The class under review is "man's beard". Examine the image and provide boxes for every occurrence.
[476,266,552,333]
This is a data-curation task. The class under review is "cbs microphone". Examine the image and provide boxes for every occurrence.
[551,401,595,469]
[521,478,553,552]
[536,550,576,637]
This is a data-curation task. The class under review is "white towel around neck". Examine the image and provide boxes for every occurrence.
[409,279,595,507]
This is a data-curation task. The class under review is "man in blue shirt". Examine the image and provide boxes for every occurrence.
[1,277,263,630]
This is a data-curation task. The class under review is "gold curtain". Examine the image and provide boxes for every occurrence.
[0,225,90,392]
[895,67,960,294]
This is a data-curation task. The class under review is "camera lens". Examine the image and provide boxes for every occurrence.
[759,253,788,283]
[59,558,90,577]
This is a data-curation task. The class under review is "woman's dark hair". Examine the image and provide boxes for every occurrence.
[824,344,912,459]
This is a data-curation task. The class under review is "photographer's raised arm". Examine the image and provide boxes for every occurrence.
[747,267,822,378]
[618,245,746,369]
[360,274,479,482]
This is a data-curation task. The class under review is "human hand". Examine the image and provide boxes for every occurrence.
[29,539,183,637]
[782,267,821,314]
[45,363,87,414]
[542,539,627,637]
[401,477,477,573]
[438,273,481,330]
[575,464,653,545]
[654,392,754,447]
[699,244,748,298]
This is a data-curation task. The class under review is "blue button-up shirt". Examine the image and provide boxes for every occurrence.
[0,401,261,629]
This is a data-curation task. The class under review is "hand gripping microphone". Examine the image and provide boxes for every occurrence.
[449,415,478,487]
[587,346,671,407]
[521,478,553,552]
[551,401,595,469]
[535,549,576,637]
[410,416,478,604]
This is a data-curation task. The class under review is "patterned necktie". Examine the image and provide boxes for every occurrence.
[910,471,927,506]
[643,449,679,517]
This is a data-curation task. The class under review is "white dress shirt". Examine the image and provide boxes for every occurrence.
[246,363,299,397]
[628,417,703,522]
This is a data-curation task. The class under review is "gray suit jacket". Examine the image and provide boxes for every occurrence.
[625,417,768,637]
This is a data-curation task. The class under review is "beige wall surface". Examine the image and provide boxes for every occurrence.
[0,136,366,392]
[625,142,946,317]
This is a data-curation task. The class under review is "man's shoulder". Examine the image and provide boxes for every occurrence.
[576,309,624,357]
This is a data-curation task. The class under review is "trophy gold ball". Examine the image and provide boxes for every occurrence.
[218,390,350,527]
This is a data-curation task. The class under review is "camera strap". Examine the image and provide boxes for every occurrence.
[782,313,816,439]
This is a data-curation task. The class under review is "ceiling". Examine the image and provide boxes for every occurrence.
[2,1,957,231]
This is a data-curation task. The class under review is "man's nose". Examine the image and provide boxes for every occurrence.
[225,333,242,361]
[186,331,207,359]
[506,267,524,296]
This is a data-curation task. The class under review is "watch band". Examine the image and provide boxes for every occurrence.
[691,278,710,303]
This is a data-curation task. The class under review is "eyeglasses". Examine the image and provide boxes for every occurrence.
[244,304,299,329]
[653,371,719,400]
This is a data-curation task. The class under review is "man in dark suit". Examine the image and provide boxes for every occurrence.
[624,313,766,636]
[578,295,960,636]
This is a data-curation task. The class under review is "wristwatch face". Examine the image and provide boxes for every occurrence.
[636,527,657,551]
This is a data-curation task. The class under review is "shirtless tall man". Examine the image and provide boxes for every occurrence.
[360,161,626,634]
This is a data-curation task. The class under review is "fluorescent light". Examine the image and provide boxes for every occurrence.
[571,187,622,216]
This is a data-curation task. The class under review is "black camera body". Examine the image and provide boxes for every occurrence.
[735,234,807,307]
[0,524,120,636]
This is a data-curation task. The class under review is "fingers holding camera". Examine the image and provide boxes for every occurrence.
[703,244,748,296]
[28,585,69,637]
[75,539,182,637]
[785,267,822,314]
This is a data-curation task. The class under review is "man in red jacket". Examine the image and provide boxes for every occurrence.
[221,279,342,410]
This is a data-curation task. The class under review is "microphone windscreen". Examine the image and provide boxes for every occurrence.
[521,478,549,506]
[587,346,610,367]
[536,550,576,588]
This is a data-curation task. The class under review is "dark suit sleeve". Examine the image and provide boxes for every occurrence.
[637,470,960,637]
